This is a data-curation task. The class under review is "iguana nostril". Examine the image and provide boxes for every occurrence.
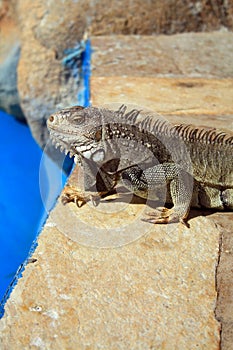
[49,115,54,123]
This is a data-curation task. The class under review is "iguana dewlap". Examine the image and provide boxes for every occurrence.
[47,105,233,224]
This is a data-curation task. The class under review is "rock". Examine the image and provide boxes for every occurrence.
[0,11,24,121]
[16,1,84,148]
[1,29,233,347]
[0,0,87,149]
[91,32,233,78]
[0,194,221,349]
[0,43,25,121]
[1,0,233,148]
[91,33,233,130]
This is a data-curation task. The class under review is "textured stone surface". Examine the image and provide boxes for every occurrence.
[0,43,24,120]
[0,195,221,349]
[3,0,233,38]
[78,0,233,35]
[91,33,233,78]
[1,0,233,140]
[16,0,83,149]
[90,35,233,348]
[214,213,233,350]
[90,33,233,132]
[1,0,233,146]
[0,9,24,120]
[1,29,233,348]
[1,0,87,148]
[90,33,233,131]
[91,76,233,129]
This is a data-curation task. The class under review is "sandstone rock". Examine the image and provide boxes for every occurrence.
[16,1,85,148]
[0,13,24,120]
[0,194,221,349]
[1,29,233,348]
[214,213,233,350]
[91,76,233,131]
[0,0,87,149]
[90,35,233,348]
[0,43,24,121]
[91,33,233,78]
[1,0,233,147]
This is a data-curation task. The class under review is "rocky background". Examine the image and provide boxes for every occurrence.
[0,0,232,149]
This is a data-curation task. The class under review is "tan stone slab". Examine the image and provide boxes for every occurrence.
[0,18,19,63]
[91,33,233,78]
[213,212,233,350]
[91,76,233,129]
[90,73,233,349]
[0,193,220,349]
[1,32,232,349]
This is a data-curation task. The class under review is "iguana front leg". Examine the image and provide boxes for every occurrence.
[121,163,193,225]
[62,184,103,207]
[62,158,117,207]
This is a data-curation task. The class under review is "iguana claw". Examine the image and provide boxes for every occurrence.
[143,207,189,227]
[62,185,89,207]
[62,185,102,207]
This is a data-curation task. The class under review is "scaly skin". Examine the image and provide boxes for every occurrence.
[47,105,233,224]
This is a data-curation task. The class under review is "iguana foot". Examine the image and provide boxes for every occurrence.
[142,207,189,227]
[62,185,101,207]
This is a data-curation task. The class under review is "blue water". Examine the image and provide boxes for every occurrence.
[0,113,44,300]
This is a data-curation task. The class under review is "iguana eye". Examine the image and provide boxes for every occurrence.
[72,115,85,124]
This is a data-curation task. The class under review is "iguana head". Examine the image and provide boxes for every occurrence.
[47,105,109,161]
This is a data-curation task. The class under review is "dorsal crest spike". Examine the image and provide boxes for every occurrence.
[152,118,172,135]
[125,109,141,123]
[115,105,141,124]
[116,104,127,117]
[173,123,233,146]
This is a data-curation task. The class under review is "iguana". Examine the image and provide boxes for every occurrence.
[47,104,233,224]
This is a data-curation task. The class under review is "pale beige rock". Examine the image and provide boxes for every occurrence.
[90,33,233,132]
[91,33,233,78]
[91,76,233,129]
[90,36,233,348]
[1,30,233,348]
[0,196,221,349]
[0,13,24,119]
[1,0,233,137]
[214,213,233,350]
[16,3,81,147]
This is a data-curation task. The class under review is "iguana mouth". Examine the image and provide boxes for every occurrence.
[50,136,71,156]
[50,134,97,163]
